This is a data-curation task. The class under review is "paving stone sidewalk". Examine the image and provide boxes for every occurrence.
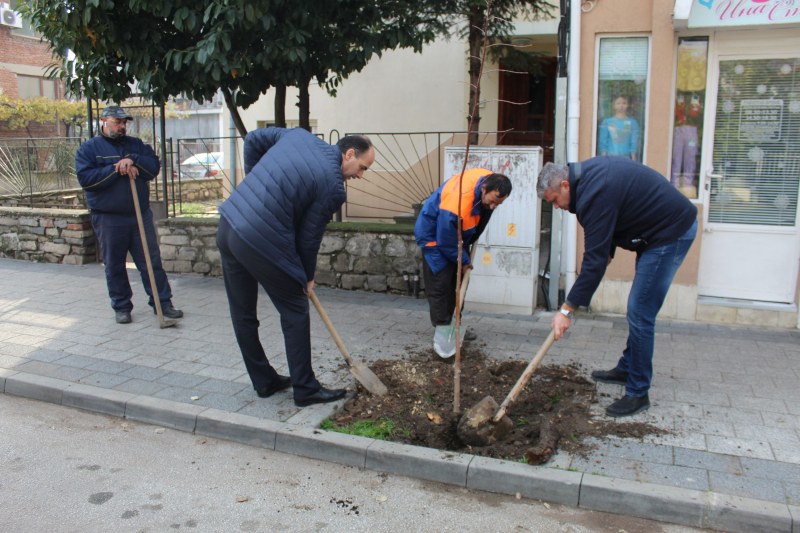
[1,259,799,531]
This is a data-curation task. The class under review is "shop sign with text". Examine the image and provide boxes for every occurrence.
[689,0,800,27]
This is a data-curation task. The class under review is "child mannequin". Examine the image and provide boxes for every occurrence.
[671,92,702,198]
[598,95,641,160]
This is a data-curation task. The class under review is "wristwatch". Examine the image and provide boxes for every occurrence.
[559,307,574,319]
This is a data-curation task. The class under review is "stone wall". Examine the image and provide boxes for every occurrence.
[0,206,95,264]
[156,217,222,276]
[166,177,223,203]
[155,216,421,294]
[315,231,421,292]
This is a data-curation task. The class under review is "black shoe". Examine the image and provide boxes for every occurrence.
[256,375,292,398]
[155,304,184,319]
[464,328,477,341]
[606,394,650,417]
[294,387,347,407]
[591,367,628,386]
[115,310,132,324]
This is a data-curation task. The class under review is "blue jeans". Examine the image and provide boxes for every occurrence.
[615,220,697,397]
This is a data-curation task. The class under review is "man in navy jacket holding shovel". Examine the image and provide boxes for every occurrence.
[538,157,697,417]
[76,105,182,325]
[217,128,374,406]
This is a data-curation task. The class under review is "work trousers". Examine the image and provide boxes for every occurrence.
[92,210,173,312]
[216,216,320,399]
[615,220,697,397]
[422,258,460,327]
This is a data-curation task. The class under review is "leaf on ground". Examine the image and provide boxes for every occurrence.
[426,412,442,424]
[236,496,250,503]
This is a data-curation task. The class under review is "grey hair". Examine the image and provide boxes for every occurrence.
[536,162,569,198]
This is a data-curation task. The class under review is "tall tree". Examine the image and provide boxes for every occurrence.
[23,0,448,138]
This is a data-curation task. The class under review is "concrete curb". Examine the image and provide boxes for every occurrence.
[2,370,796,533]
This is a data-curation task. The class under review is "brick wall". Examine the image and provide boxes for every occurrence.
[0,25,66,138]
[0,27,58,96]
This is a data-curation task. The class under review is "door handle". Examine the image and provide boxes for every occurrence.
[706,172,723,191]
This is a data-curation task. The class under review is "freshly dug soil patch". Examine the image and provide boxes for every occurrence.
[330,345,666,463]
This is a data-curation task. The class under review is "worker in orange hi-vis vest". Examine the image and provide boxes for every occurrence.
[414,169,512,358]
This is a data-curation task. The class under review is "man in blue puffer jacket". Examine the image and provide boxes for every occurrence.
[538,157,697,418]
[217,128,374,406]
[76,106,182,325]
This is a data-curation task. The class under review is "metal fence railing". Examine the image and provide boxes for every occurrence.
[166,136,244,217]
[168,129,547,221]
[341,130,542,222]
[0,137,82,204]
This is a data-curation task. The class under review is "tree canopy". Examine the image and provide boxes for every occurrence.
[22,0,449,137]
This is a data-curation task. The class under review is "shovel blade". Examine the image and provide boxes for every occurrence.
[457,395,514,447]
[349,362,388,396]
[159,318,178,329]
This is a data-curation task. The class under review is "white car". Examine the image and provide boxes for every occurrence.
[177,152,224,179]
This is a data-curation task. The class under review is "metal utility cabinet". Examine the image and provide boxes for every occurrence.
[444,146,543,315]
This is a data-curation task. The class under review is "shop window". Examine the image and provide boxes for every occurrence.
[671,37,708,200]
[596,36,649,163]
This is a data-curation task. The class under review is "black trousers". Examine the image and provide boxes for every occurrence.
[216,217,320,399]
[422,258,459,327]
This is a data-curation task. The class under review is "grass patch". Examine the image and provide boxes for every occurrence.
[321,417,402,440]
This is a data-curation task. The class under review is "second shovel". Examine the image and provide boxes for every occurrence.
[309,289,388,396]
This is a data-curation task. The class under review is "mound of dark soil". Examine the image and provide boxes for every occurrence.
[330,345,665,464]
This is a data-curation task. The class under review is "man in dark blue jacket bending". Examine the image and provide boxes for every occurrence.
[217,128,374,406]
[76,106,183,325]
[537,157,697,417]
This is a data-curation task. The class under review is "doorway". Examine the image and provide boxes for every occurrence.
[497,58,557,163]
[698,54,800,303]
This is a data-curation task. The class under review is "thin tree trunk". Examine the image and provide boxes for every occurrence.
[222,88,248,138]
[274,84,286,128]
[467,5,486,145]
[297,76,311,132]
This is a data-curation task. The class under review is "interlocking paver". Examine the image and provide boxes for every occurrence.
[1,259,799,528]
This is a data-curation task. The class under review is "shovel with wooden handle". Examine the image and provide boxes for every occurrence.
[309,289,388,396]
[129,176,178,329]
[457,330,556,446]
[434,247,477,357]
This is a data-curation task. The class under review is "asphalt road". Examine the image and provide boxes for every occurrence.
[0,394,709,533]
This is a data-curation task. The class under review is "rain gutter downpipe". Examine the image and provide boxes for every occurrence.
[564,0,581,294]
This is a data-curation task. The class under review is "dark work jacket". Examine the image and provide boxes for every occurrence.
[566,156,697,308]
[75,133,160,214]
[218,128,346,287]
[414,168,494,274]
